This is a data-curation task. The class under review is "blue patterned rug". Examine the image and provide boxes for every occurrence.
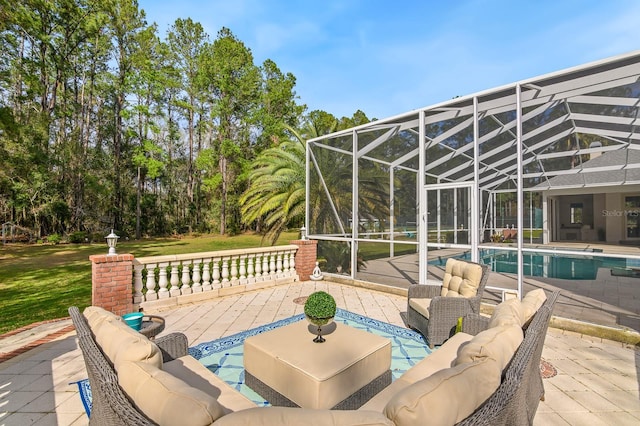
[72,379,92,417]
[189,308,431,406]
[74,309,431,415]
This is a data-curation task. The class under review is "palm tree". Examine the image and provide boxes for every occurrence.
[240,134,305,243]
[241,111,389,246]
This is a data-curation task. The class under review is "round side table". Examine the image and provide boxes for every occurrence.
[139,314,165,339]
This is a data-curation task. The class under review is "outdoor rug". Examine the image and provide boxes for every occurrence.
[189,308,431,406]
[72,379,92,417]
[73,309,431,415]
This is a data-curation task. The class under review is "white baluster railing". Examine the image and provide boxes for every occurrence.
[133,245,299,303]
[169,263,180,297]
[212,257,221,288]
[145,262,157,300]
[192,260,202,293]
[181,262,192,295]
[201,258,212,292]
[158,262,169,298]
[254,253,262,279]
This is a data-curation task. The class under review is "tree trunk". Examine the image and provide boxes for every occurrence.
[136,166,142,239]
[220,155,227,235]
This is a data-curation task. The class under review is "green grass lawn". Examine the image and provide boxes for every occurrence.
[358,241,417,260]
[0,232,298,335]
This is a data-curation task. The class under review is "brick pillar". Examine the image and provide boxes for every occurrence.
[291,239,318,281]
[90,254,135,315]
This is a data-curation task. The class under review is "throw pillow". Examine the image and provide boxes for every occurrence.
[454,324,523,372]
[118,360,226,426]
[383,358,501,425]
[521,289,547,323]
[441,259,482,297]
[488,298,525,328]
[93,317,162,370]
[213,407,394,426]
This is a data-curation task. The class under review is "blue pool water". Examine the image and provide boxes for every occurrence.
[430,249,640,280]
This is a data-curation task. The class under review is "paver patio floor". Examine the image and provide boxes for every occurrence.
[1,281,638,425]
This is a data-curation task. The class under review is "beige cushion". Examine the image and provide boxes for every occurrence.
[92,317,162,370]
[408,298,431,319]
[360,377,414,413]
[118,361,225,426]
[521,289,547,323]
[488,298,525,328]
[454,325,523,371]
[441,259,483,298]
[83,306,123,330]
[361,332,474,412]
[401,332,473,383]
[383,358,501,426]
[164,355,256,414]
[213,407,394,426]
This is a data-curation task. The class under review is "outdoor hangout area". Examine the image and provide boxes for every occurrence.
[1,51,640,425]
[68,282,558,425]
[1,278,638,425]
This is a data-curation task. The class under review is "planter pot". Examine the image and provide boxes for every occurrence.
[306,315,334,343]
[304,291,337,343]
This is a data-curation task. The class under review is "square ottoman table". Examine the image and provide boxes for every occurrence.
[244,319,391,410]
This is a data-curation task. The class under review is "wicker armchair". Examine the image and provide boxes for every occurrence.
[406,259,489,348]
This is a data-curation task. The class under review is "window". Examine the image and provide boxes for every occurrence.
[570,203,583,224]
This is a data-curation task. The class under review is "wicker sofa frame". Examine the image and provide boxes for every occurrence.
[457,290,560,425]
[70,290,558,425]
[69,306,189,425]
[406,260,490,348]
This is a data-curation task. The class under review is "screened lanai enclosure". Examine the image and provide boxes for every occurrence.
[305,51,640,304]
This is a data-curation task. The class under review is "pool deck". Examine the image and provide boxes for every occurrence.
[354,242,640,332]
[1,280,638,425]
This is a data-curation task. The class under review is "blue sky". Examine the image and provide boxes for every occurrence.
[138,0,640,120]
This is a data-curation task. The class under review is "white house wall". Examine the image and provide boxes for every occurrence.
[593,193,606,238]
[605,193,625,242]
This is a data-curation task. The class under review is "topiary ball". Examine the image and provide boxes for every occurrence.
[304,291,336,326]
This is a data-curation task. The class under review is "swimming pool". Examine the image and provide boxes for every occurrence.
[430,249,640,280]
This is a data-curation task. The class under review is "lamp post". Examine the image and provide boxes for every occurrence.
[300,226,307,240]
[106,229,119,255]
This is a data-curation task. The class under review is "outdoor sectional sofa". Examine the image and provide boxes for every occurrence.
[69,288,558,426]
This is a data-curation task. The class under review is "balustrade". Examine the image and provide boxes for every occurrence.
[133,245,299,303]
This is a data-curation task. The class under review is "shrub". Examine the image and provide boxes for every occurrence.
[47,234,61,245]
[304,291,337,323]
[68,231,87,244]
[89,232,105,243]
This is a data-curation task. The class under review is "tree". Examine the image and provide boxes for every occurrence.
[102,0,148,232]
[1,0,106,236]
[254,59,304,150]
[198,27,260,235]
[128,24,169,238]
[166,18,209,229]
[240,126,305,243]
[1,1,366,239]
[240,110,384,244]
